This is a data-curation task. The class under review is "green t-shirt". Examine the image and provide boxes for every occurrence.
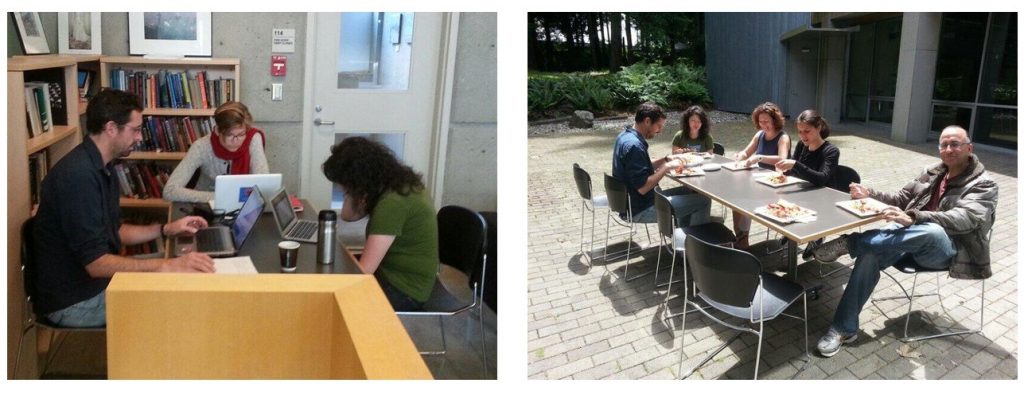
[671,130,714,153]
[366,189,439,303]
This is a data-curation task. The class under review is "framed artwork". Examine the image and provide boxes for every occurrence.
[58,12,102,54]
[128,12,212,57]
[13,12,50,55]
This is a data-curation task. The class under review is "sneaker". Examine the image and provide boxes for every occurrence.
[811,236,850,263]
[816,327,857,358]
[801,239,822,261]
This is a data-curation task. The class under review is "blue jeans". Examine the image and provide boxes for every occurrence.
[633,186,711,227]
[831,223,956,335]
[375,272,425,312]
[47,292,106,328]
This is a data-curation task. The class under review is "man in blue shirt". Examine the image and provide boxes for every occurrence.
[32,89,216,328]
[612,102,711,226]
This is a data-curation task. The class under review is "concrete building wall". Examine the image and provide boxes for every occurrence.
[705,12,809,117]
[8,12,496,209]
[891,12,942,144]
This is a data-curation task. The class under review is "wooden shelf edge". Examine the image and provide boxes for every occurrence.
[142,108,216,117]
[100,56,240,66]
[120,198,171,208]
[26,125,79,155]
[125,152,187,161]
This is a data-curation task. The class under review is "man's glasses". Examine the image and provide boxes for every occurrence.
[938,141,970,151]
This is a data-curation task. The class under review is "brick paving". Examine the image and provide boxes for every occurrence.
[527,117,1017,379]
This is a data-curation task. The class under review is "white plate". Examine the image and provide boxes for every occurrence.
[722,162,758,171]
[753,205,817,224]
[669,167,706,177]
[702,163,721,171]
[836,198,889,217]
[754,174,805,188]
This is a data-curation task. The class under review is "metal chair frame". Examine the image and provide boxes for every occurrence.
[603,173,654,281]
[573,164,609,266]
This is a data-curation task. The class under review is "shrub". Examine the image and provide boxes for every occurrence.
[613,62,673,107]
[528,78,563,113]
[562,73,614,113]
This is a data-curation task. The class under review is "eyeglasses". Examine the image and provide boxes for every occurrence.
[221,131,247,141]
[938,141,971,151]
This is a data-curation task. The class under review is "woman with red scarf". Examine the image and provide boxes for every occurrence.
[163,101,269,203]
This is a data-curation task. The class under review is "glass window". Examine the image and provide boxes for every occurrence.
[337,12,414,90]
[977,13,1017,105]
[930,105,973,133]
[868,99,894,123]
[869,18,901,97]
[933,13,988,102]
[844,23,873,120]
[973,107,1017,149]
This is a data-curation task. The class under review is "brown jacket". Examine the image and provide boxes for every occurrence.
[870,154,998,279]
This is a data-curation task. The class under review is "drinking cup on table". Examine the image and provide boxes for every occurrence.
[278,241,300,272]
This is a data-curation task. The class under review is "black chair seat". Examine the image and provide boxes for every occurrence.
[893,254,948,274]
[698,273,803,322]
[681,223,736,246]
[422,280,473,313]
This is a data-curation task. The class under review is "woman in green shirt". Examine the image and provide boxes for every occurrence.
[671,105,715,154]
[321,137,438,311]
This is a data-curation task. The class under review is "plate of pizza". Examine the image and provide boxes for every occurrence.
[677,153,705,166]
[836,197,889,217]
[754,172,805,188]
[754,199,817,224]
[669,166,706,177]
[722,161,758,171]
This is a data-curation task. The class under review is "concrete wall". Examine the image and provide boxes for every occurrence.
[9,12,496,211]
[441,12,497,212]
[705,13,809,117]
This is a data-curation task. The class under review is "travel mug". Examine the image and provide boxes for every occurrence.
[317,210,337,265]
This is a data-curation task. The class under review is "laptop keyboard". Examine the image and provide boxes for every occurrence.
[196,230,227,252]
[288,221,317,240]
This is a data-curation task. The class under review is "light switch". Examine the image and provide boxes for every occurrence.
[272,83,283,101]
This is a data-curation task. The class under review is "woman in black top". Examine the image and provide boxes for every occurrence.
[774,109,839,188]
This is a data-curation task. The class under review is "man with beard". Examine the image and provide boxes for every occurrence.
[32,89,215,327]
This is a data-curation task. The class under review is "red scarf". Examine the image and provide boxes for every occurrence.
[211,127,266,175]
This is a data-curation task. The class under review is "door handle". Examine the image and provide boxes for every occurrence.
[314,118,335,126]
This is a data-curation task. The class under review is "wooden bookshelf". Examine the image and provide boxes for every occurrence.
[7,55,84,379]
[143,108,216,117]
[120,198,173,209]
[125,151,188,161]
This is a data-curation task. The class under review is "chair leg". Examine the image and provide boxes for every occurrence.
[753,320,764,380]
[902,273,921,340]
[478,305,489,377]
[603,210,611,261]
[676,291,690,378]
[579,202,586,258]
[13,322,35,379]
[589,207,597,266]
[902,279,986,343]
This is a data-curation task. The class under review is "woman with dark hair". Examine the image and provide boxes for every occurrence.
[322,137,437,311]
[774,109,840,188]
[163,101,269,203]
[671,105,714,154]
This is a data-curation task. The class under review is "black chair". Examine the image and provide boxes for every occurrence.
[13,217,106,379]
[573,164,609,265]
[712,142,725,156]
[813,164,863,276]
[870,214,994,343]
[396,206,489,375]
[676,235,809,380]
[653,187,735,293]
[480,211,497,312]
[603,173,654,281]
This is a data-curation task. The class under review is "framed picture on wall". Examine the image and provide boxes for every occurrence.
[128,12,212,57]
[58,12,102,54]
[13,12,50,54]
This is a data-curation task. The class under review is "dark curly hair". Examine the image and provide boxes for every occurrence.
[680,105,711,139]
[321,137,425,213]
[86,88,143,135]
[750,101,785,132]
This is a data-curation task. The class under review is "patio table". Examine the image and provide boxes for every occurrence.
[668,154,886,278]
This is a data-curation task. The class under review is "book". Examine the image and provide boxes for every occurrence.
[77,70,92,99]
[24,86,43,137]
[26,82,53,132]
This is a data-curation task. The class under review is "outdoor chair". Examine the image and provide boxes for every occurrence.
[870,213,994,343]
[13,217,106,379]
[712,142,725,156]
[814,165,862,277]
[603,173,654,281]
[573,163,609,266]
[676,234,809,380]
[396,206,489,375]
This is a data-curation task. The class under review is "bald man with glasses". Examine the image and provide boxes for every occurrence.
[809,126,998,357]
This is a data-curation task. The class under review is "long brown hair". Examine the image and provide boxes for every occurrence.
[796,109,831,139]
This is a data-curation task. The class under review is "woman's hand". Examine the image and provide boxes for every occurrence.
[774,159,795,172]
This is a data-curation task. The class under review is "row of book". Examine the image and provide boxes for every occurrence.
[135,116,215,153]
[120,212,168,258]
[24,81,68,138]
[109,68,235,110]
[114,161,176,200]
[28,151,50,207]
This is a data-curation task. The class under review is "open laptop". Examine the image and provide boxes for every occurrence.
[174,185,266,257]
[265,188,319,243]
[213,173,282,213]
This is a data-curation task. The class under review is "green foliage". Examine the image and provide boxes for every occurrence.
[528,78,563,113]
[562,73,615,113]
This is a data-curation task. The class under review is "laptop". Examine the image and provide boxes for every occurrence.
[266,188,319,243]
[174,185,266,257]
[213,174,282,213]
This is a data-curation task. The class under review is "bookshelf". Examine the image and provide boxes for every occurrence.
[99,56,241,209]
[7,55,84,379]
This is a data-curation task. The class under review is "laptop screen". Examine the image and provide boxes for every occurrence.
[231,186,265,248]
[271,190,296,231]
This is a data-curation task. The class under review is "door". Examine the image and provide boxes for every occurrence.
[303,12,452,215]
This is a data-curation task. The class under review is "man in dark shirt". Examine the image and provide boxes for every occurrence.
[33,89,215,327]
[809,126,998,357]
[611,102,710,226]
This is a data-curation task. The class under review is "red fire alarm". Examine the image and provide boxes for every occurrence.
[271,55,287,76]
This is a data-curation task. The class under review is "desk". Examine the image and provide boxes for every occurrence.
[171,200,361,274]
[669,155,884,277]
